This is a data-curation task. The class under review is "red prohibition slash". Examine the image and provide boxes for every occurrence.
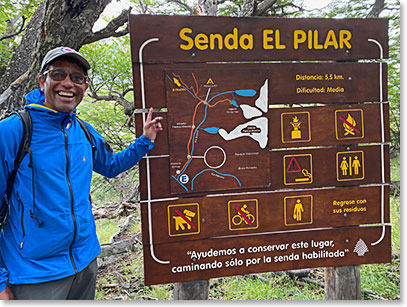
[339,115,361,133]
[174,208,197,229]
[235,205,252,225]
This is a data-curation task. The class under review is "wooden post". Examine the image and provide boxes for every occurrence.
[173,280,210,300]
[324,266,362,300]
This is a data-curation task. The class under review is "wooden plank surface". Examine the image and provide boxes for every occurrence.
[141,185,389,245]
[129,15,388,63]
[142,225,391,285]
[135,103,390,156]
[132,62,387,109]
[138,144,389,200]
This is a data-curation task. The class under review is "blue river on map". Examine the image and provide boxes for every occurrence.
[230,99,239,107]
[203,127,220,134]
[235,89,257,97]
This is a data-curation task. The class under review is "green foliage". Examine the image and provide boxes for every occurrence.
[78,100,134,151]
[80,36,134,103]
[0,0,41,67]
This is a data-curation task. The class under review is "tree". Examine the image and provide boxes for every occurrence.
[0,0,310,118]
[0,0,130,113]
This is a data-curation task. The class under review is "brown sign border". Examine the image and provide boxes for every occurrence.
[129,15,389,63]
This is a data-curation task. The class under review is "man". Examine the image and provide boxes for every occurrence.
[0,46,163,299]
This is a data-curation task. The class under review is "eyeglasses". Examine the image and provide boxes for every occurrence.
[43,70,87,85]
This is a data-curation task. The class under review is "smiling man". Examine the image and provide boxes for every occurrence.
[0,47,163,300]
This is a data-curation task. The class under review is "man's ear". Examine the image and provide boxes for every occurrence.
[85,82,89,90]
[38,75,45,91]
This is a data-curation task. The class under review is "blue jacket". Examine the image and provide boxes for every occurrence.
[0,89,154,292]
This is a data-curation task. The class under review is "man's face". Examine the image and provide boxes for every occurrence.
[38,60,88,113]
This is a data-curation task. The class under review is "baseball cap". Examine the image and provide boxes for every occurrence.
[40,46,91,73]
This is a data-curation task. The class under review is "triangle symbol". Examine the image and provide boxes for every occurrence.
[206,78,214,85]
[286,157,301,173]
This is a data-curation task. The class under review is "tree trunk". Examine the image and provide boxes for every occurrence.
[325,266,362,300]
[0,1,46,102]
[199,0,218,16]
[173,280,210,300]
[24,0,112,92]
[241,0,256,16]
[367,0,385,18]
[0,0,113,111]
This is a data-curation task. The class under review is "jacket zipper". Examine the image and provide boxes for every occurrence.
[62,119,78,273]
[17,193,25,249]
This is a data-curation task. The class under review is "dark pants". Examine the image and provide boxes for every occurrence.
[9,258,98,300]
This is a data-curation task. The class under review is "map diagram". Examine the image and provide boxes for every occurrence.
[166,69,271,195]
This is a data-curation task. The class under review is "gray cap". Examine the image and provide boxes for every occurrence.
[40,46,91,73]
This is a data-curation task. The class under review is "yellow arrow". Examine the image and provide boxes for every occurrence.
[173,77,181,87]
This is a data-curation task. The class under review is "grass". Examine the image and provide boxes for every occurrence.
[209,272,325,300]
[96,218,121,244]
[390,154,400,181]
[390,196,400,252]
[360,261,400,300]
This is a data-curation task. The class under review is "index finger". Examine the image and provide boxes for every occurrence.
[146,107,153,123]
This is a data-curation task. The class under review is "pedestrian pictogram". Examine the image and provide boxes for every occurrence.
[284,195,313,226]
[336,150,365,181]
[335,109,364,140]
[281,112,311,143]
[168,203,200,237]
[228,199,259,231]
[283,154,313,185]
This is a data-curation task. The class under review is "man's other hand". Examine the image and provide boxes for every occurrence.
[143,107,164,141]
[0,287,14,300]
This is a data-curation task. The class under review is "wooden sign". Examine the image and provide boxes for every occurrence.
[136,103,390,156]
[141,185,389,245]
[133,62,388,109]
[129,15,390,286]
[129,15,389,62]
[142,225,391,285]
[138,144,389,200]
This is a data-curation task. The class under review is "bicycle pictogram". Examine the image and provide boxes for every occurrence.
[228,199,259,231]
[231,205,255,226]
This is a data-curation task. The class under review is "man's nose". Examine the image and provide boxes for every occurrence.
[60,74,75,86]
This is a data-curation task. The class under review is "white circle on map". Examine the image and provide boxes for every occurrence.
[203,146,226,169]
